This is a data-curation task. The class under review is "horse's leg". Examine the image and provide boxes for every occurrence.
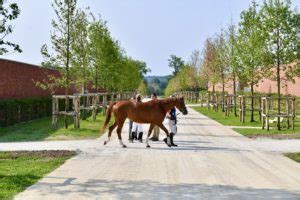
[116,117,127,148]
[104,121,117,145]
[146,124,155,148]
[157,123,172,147]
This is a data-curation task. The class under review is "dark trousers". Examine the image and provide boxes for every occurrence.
[129,120,133,140]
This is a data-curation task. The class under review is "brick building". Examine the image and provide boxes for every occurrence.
[208,63,300,96]
[0,59,102,100]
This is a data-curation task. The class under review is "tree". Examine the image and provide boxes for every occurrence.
[134,60,150,77]
[237,0,266,121]
[88,18,107,91]
[226,24,241,116]
[71,9,91,93]
[188,50,202,69]
[89,17,146,92]
[168,55,185,75]
[41,0,78,95]
[137,79,148,95]
[165,75,180,96]
[200,38,220,92]
[0,0,21,55]
[215,30,230,111]
[260,0,299,130]
[88,17,123,91]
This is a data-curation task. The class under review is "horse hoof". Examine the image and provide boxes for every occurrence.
[146,145,151,148]
[104,141,107,145]
[122,145,127,148]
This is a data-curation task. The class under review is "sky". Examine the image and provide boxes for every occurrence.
[2,0,299,76]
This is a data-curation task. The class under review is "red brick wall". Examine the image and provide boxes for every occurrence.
[0,59,103,100]
[207,63,300,96]
[254,75,300,96]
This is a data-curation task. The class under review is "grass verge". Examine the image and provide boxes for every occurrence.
[0,150,75,200]
[193,106,261,127]
[234,127,300,137]
[285,153,300,163]
[0,113,108,142]
[193,106,300,137]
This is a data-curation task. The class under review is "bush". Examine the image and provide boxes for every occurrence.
[0,97,52,127]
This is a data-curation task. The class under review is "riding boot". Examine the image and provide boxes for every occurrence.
[170,133,178,147]
[138,132,143,143]
[163,137,171,147]
[129,130,132,141]
[131,132,136,142]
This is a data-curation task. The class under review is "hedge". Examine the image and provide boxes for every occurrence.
[0,97,52,127]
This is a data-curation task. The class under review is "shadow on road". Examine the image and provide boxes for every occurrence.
[33,177,300,199]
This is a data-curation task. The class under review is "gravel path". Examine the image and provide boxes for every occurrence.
[5,107,300,199]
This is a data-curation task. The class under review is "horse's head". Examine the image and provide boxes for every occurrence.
[175,96,188,115]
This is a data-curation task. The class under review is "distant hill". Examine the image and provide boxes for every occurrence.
[145,75,171,95]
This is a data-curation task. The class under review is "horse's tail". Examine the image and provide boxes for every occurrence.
[101,102,116,133]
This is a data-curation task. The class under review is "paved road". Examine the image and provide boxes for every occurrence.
[10,107,300,199]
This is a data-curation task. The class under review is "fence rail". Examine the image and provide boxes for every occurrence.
[177,90,299,131]
[52,92,135,129]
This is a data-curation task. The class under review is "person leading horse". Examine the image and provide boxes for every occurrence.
[101,96,188,148]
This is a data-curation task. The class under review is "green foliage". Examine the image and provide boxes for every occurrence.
[88,18,146,92]
[199,38,220,90]
[260,0,299,87]
[39,1,147,94]
[71,8,92,93]
[0,97,52,127]
[168,55,185,75]
[237,0,267,88]
[137,79,148,96]
[0,151,75,199]
[0,0,21,55]
[146,76,170,95]
[40,0,78,94]
[165,65,202,96]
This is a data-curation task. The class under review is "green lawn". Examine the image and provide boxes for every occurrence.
[0,151,75,200]
[234,126,300,136]
[0,113,108,142]
[193,106,261,127]
[285,153,300,164]
[193,106,300,136]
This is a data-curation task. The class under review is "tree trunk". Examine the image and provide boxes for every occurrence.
[250,80,254,122]
[276,28,281,130]
[277,61,281,130]
[65,1,71,129]
[233,73,237,116]
[222,73,225,112]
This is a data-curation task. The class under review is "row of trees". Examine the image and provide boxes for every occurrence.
[165,51,203,96]
[39,0,149,94]
[166,0,299,129]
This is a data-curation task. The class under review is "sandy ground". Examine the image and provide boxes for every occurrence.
[6,107,300,199]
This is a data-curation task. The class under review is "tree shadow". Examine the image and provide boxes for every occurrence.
[29,177,300,199]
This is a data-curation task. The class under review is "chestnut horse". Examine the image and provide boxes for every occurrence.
[101,97,188,148]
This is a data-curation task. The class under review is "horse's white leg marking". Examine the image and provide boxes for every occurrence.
[146,136,149,146]
[106,137,111,143]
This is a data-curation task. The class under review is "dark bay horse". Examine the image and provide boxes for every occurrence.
[101,97,188,148]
